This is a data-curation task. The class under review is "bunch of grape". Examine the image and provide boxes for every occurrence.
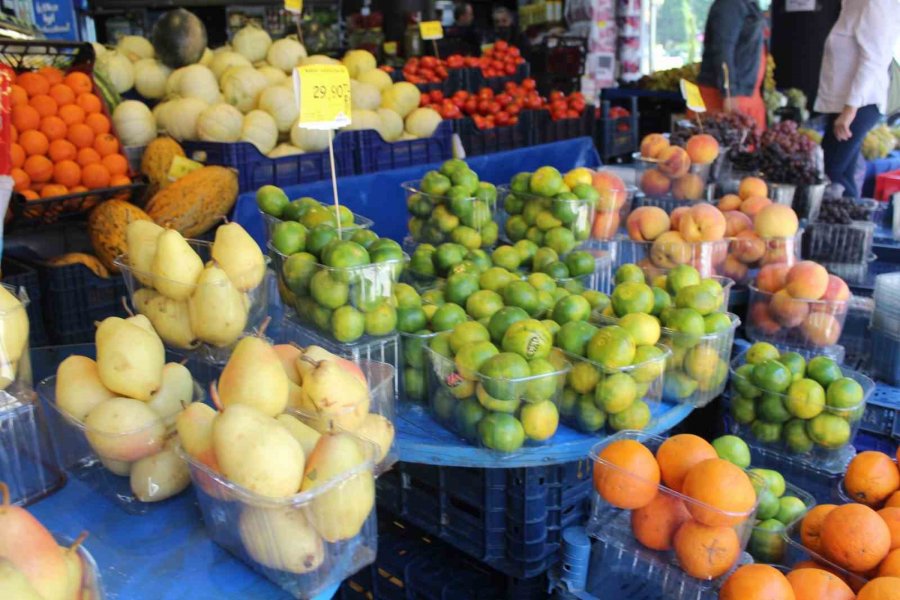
[816,197,874,224]
[727,121,820,185]
[670,112,756,152]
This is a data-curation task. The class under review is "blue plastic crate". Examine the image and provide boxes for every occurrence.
[858,379,900,440]
[182,136,356,193]
[871,328,900,386]
[1,256,48,347]
[452,110,536,157]
[375,459,592,579]
[354,120,453,174]
[38,263,129,345]
[595,98,639,162]
[534,107,597,145]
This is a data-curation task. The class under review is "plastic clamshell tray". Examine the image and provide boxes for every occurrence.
[260,203,374,243]
[745,284,850,350]
[403,179,500,250]
[496,185,596,247]
[612,235,730,279]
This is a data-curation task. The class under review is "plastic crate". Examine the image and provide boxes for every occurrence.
[452,110,536,157]
[802,221,875,264]
[375,459,593,579]
[857,375,900,441]
[1,256,48,347]
[595,98,639,162]
[355,120,453,174]
[871,328,900,387]
[534,108,597,145]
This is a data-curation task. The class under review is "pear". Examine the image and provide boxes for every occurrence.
[273,344,303,385]
[188,265,248,348]
[301,433,375,542]
[211,222,266,291]
[238,506,324,574]
[84,397,166,463]
[175,402,219,471]
[276,414,321,457]
[98,456,132,476]
[354,413,395,463]
[0,286,29,390]
[126,220,165,287]
[297,356,369,432]
[0,483,70,600]
[125,313,156,334]
[55,355,116,422]
[295,345,367,386]
[133,289,198,350]
[95,316,164,400]
[212,404,304,498]
[60,540,84,600]
[147,363,194,425]
[0,559,43,600]
[130,437,191,502]
[151,229,203,301]
[218,336,288,417]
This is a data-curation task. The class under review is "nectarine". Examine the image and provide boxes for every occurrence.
[754,204,799,238]
[657,146,691,179]
[640,168,671,196]
[592,170,628,211]
[801,312,842,346]
[740,196,772,217]
[820,275,851,304]
[723,211,753,237]
[640,133,670,159]
[670,206,690,231]
[626,206,670,241]
[730,230,766,264]
[770,289,811,327]
[722,254,749,282]
[592,210,620,240]
[738,176,767,200]
[650,231,691,269]
[679,203,727,242]
[756,263,791,293]
[672,173,706,201]
[718,194,742,211]
[749,301,781,335]
[685,134,720,165]
[786,261,829,300]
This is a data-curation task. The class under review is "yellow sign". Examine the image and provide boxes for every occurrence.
[167,155,204,182]
[680,79,706,112]
[284,0,302,13]
[383,41,398,55]
[419,21,444,41]
[292,64,352,130]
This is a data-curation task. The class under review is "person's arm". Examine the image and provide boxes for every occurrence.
[704,0,747,95]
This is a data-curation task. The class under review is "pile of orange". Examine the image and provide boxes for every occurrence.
[593,434,758,580]
[721,563,900,600]
[9,66,131,202]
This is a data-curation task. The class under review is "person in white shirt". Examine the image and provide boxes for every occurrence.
[815,0,899,198]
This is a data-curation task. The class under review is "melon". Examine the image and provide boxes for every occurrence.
[151,8,208,68]
[357,69,393,92]
[351,81,381,111]
[342,50,376,78]
[405,108,442,138]
[376,108,403,142]
[343,110,381,131]
[381,82,420,118]
[290,125,329,152]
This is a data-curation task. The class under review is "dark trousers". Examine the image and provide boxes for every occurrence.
[821,104,882,198]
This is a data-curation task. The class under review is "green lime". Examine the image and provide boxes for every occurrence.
[450,226,482,250]
[611,282,655,316]
[421,288,445,306]
[807,356,843,389]
[552,196,582,225]
[488,306,530,344]
[475,382,519,412]
[778,352,807,381]
[619,313,661,346]
[282,252,317,295]
[631,345,666,383]
[532,247,558,272]
[608,399,651,430]
[451,168,480,196]
[581,290,610,311]
[530,166,564,197]
[444,272,480,306]
[272,221,307,255]
[510,172,532,194]
[544,227,577,256]
[393,283,422,309]
[551,294,592,325]
[310,270,349,309]
[785,378,826,419]
[513,240,538,264]
[476,181,497,205]
[397,308,428,334]
[404,367,426,401]
[350,228,379,249]
[575,396,606,432]
[749,519,786,563]
[421,169,452,195]
[711,435,751,468]
[429,331,453,358]
[539,260,568,280]
[572,183,599,203]
[403,331,431,367]
[565,250,595,278]
[453,398,486,441]
[479,352,531,400]
[535,210,563,232]
[256,184,290,217]
[492,245,522,271]
[505,215,528,241]
[462,200,491,230]
[595,372,637,414]
[439,159,467,179]
[675,284,719,316]
[567,361,600,394]
[586,326,636,369]
[559,388,578,418]
[750,468,786,497]
[527,272,557,294]
[704,312,732,334]
[666,265,702,294]
[455,340,499,380]
[504,192,525,216]
[501,319,553,360]
[783,419,815,453]
[449,321,491,353]
[751,360,793,393]
[331,305,365,342]
[503,281,541,316]
[731,395,756,424]
[651,287,672,316]
[615,264,646,285]
[478,412,526,452]
[746,342,782,365]
[806,413,851,449]
[432,388,457,422]
[733,363,761,398]
[465,290,503,320]
[409,249,436,277]
[758,394,792,423]
[751,420,782,443]
[756,490,781,520]
[663,371,698,400]
[433,243,467,276]
[524,358,559,402]
[776,496,807,525]
[520,399,559,441]
[825,377,864,410]
[431,303,468,332]
[554,320,598,357]
[327,204,355,227]
[300,206,337,229]
[310,304,332,331]
[365,303,397,336]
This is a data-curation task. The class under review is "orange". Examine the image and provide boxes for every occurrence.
[70,185,88,194]
[37,66,64,85]
[75,92,101,114]
[19,130,49,156]
[40,183,68,198]
[17,72,49,97]
[887,492,900,509]
[655,434,718,493]
[48,83,75,106]
[81,163,110,189]
[39,116,67,142]
[856,577,900,600]
[102,153,128,176]
[801,504,838,554]
[84,112,110,135]
[880,507,900,550]
[10,143,25,168]
[630,493,691,551]
[64,72,92,95]
[593,439,660,510]
[845,452,900,508]
[109,174,131,187]
[52,160,81,188]
[93,133,119,156]
[20,189,39,201]
[721,564,796,600]
[10,125,17,143]
[12,104,40,131]
[10,84,27,106]
[11,168,30,192]
[672,519,740,579]
[58,104,85,126]
[820,503,892,572]
[23,155,53,183]
[785,568,854,600]
[681,458,757,527]
[48,139,77,162]
[67,123,94,148]
[76,147,101,167]
[880,549,900,577]
[29,94,57,117]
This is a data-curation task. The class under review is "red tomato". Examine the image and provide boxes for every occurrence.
[504,81,518,93]
[522,78,537,91]
[477,88,494,100]
[477,99,491,114]
[430,90,444,102]
[525,96,542,110]
[496,111,510,126]
[436,67,448,79]
[495,40,508,51]
[504,63,516,75]
[566,109,580,118]
[506,103,521,116]
[441,104,461,119]
[549,91,565,102]
[464,98,478,115]
[509,116,519,125]
[508,46,521,58]
[495,93,512,106]
[570,99,586,113]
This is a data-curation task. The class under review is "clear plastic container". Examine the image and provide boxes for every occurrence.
[403,180,499,249]
[56,534,106,600]
[270,244,408,344]
[746,480,816,564]
[178,427,378,600]
[779,522,869,592]
[0,390,65,506]
[636,267,736,311]
[399,329,438,406]
[769,182,797,206]
[745,284,850,349]
[871,327,900,386]
[803,221,875,264]
[0,283,33,395]
[613,236,730,279]
[261,204,374,243]
[587,431,762,584]
[723,232,802,287]
[835,457,898,508]
[590,183,637,242]
[497,185,596,246]
[632,153,712,202]
[38,373,204,514]
[558,345,670,434]
[116,240,270,364]
[726,348,873,474]
[423,345,570,453]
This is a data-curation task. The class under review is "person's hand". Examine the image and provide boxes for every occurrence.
[833,106,857,141]
[723,97,736,113]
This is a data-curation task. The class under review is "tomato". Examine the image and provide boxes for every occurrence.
[441,104,461,119]
[496,111,510,126]
[549,91,565,102]
[447,55,464,69]
[504,63,516,75]
[508,46,521,58]
[485,101,499,114]
[495,93,512,106]
[504,81,518,93]
[509,116,519,125]
[478,88,494,100]
[436,67,448,79]
[473,115,486,129]
[569,99,586,113]
[463,99,478,115]
[477,99,491,114]
[525,96,542,110]
[430,90,444,103]
[506,103,521,116]
[495,40,509,52]
[421,56,438,69]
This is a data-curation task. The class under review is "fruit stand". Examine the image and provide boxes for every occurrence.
[2,8,900,600]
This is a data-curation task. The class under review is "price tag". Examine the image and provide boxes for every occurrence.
[167,155,204,182]
[292,64,352,130]
[284,0,302,14]
[383,41,397,55]
[419,21,444,41]
[680,79,706,113]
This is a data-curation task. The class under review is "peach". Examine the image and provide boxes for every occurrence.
[749,301,781,335]
[730,230,766,264]
[657,146,691,179]
[723,211,753,237]
[679,203,727,242]
[785,261,829,300]
[722,254,749,282]
[760,238,796,266]
[640,133,670,159]
[718,194,742,211]
[670,206,690,231]
[770,289,810,327]
[626,206,671,241]
[650,230,691,269]
[640,168,671,196]
[820,274,851,303]
[754,204,799,238]
[672,173,706,201]
[740,196,772,217]
[756,263,790,293]
[685,134,720,165]
[738,176,768,200]
[592,171,628,211]
[801,312,842,346]
[591,210,620,240]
